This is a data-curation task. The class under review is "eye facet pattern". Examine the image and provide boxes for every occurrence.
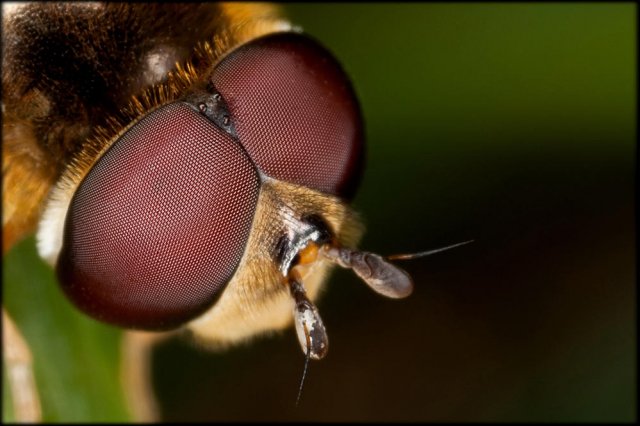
[58,103,260,329]
[212,32,365,199]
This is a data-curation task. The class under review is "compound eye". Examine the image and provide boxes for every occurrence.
[212,32,364,199]
[57,103,260,330]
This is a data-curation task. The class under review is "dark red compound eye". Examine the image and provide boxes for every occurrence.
[58,103,260,329]
[212,32,364,199]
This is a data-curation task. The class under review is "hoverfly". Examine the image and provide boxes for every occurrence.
[3,2,469,421]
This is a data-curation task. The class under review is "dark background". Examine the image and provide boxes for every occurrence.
[4,3,635,422]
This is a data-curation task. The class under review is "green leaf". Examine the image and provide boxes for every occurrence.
[3,237,131,422]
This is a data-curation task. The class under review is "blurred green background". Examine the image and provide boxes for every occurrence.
[3,3,635,422]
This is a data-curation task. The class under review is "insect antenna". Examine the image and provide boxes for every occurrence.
[319,240,474,299]
[386,239,475,261]
[286,266,328,405]
[295,327,312,406]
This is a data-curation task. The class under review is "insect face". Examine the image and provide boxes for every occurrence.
[35,31,408,358]
[2,5,432,421]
